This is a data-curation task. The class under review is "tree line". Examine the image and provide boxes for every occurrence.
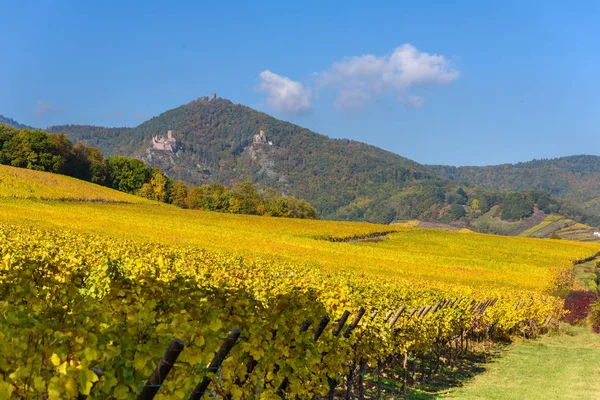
[0,124,317,219]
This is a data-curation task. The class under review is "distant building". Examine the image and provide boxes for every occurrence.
[152,130,177,152]
[210,93,217,101]
[593,231,600,238]
[253,130,272,146]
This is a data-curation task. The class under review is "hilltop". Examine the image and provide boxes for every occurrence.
[0,114,32,130]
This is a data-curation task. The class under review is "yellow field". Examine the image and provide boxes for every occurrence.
[0,164,149,203]
[0,196,597,292]
[1,166,598,292]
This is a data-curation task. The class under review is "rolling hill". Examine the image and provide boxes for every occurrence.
[0,164,151,203]
[429,156,600,214]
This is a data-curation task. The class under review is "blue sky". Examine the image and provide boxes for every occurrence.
[2,0,599,166]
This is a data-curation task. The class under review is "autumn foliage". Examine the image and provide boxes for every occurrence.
[562,290,598,324]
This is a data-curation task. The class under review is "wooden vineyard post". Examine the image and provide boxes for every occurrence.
[314,315,331,341]
[369,308,379,321]
[382,309,394,323]
[430,301,441,314]
[333,311,351,337]
[376,305,405,399]
[327,311,351,400]
[391,305,406,397]
[357,309,378,400]
[344,307,366,338]
[376,359,384,400]
[137,338,185,400]
[357,359,368,400]
[388,306,406,328]
[189,328,241,400]
[402,352,408,395]
[343,307,366,400]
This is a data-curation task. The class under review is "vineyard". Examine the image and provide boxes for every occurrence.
[1,175,599,399]
[0,165,150,203]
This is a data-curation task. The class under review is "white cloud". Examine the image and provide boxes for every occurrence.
[258,70,312,115]
[34,100,59,116]
[319,44,459,110]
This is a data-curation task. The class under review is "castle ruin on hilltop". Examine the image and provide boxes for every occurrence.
[152,130,177,152]
[253,130,273,146]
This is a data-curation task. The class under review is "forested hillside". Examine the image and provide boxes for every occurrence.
[430,156,600,213]
[40,97,600,230]
[47,125,133,156]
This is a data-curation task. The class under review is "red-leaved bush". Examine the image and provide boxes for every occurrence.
[563,290,598,324]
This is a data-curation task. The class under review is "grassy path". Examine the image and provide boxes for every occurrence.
[441,326,600,400]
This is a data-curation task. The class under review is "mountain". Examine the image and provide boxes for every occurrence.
[429,156,600,214]
[0,115,33,130]
[43,96,600,233]
[48,97,443,220]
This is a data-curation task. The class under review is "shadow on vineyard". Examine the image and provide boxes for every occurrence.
[336,346,503,399]
[399,352,496,399]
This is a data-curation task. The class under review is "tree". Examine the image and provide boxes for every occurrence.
[229,181,261,214]
[148,169,167,202]
[500,193,534,221]
[449,204,466,220]
[370,204,396,224]
[170,180,188,208]
[139,183,154,199]
[107,156,151,194]
[48,133,75,174]
[204,182,230,211]
[185,187,203,209]
[69,142,108,185]
[0,128,74,173]
[86,146,108,185]
[446,187,468,205]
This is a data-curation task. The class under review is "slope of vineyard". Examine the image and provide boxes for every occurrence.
[1,170,600,398]
[517,214,599,241]
[0,221,579,399]
[0,198,597,290]
[0,164,150,203]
